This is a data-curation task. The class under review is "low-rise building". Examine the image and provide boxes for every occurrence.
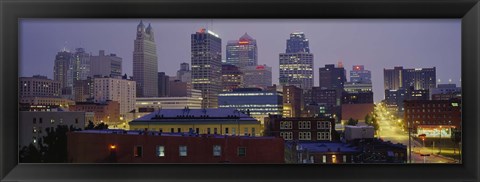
[19,111,86,148]
[67,130,284,163]
[344,125,375,141]
[69,100,120,126]
[19,96,75,107]
[285,141,360,164]
[129,108,262,136]
[264,115,337,142]
[404,99,461,136]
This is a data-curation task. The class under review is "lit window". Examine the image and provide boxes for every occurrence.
[134,146,143,157]
[213,145,221,156]
[156,146,165,157]
[179,146,187,156]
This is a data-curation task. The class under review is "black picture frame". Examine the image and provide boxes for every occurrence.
[1,0,479,181]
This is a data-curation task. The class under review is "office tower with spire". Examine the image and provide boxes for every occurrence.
[226,33,258,69]
[279,32,314,91]
[133,21,158,97]
[191,28,222,108]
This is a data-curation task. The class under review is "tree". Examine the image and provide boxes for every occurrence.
[347,118,358,126]
[85,121,109,130]
[19,143,42,163]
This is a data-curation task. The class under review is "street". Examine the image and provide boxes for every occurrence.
[374,104,459,163]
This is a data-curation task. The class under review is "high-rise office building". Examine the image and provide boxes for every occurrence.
[226,33,258,68]
[384,66,436,91]
[283,85,303,118]
[158,72,170,97]
[133,21,158,97]
[90,50,122,78]
[73,48,91,81]
[350,65,371,83]
[191,28,222,108]
[221,64,244,92]
[176,62,191,83]
[279,32,314,90]
[243,65,272,90]
[319,64,346,90]
[54,50,75,97]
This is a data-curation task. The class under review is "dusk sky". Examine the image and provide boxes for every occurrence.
[20,19,461,102]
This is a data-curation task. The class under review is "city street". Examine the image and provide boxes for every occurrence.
[374,104,458,163]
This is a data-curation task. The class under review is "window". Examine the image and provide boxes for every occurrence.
[75,118,78,124]
[322,155,326,163]
[232,128,236,135]
[214,128,218,134]
[32,127,37,133]
[134,146,143,157]
[317,132,330,140]
[225,128,229,134]
[207,128,211,134]
[213,145,221,156]
[39,118,43,124]
[343,155,347,163]
[179,146,187,156]
[280,132,293,140]
[280,121,292,129]
[50,118,55,124]
[159,128,163,133]
[238,147,246,157]
[33,118,36,124]
[195,128,199,134]
[299,121,311,129]
[177,128,181,133]
[299,132,311,140]
[156,146,165,157]
[251,128,255,136]
[244,128,248,136]
[171,128,174,133]
[59,118,63,124]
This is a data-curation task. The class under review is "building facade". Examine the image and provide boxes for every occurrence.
[243,65,272,90]
[158,72,170,97]
[176,62,191,83]
[19,111,86,148]
[20,75,61,98]
[90,50,122,78]
[73,77,94,102]
[384,87,429,114]
[69,100,120,126]
[283,85,303,118]
[404,99,462,135]
[279,32,314,91]
[191,28,222,108]
[311,87,340,119]
[350,65,371,83]
[221,64,244,92]
[129,108,262,136]
[19,97,75,107]
[67,130,284,163]
[218,88,283,123]
[226,33,258,68]
[319,64,346,90]
[133,21,158,97]
[264,115,336,142]
[93,77,136,116]
[384,66,436,91]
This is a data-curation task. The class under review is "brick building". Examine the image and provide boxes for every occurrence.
[67,130,284,163]
[69,100,120,126]
[264,115,337,142]
[404,99,461,135]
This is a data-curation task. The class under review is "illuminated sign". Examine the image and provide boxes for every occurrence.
[256,65,265,70]
[417,126,453,138]
[239,41,249,44]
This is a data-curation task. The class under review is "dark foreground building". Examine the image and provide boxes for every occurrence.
[67,130,284,163]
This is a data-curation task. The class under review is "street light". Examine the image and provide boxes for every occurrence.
[439,125,442,154]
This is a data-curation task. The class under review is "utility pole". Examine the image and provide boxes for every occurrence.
[408,121,412,163]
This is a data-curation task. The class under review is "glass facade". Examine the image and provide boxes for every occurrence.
[218,88,283,119]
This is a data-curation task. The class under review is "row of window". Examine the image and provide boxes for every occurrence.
[131,145,247,158]
[143,127,257,136]
[280,121,331,130]
[32,118,79,124]
[406,108,453,113]
[280,132,330,141]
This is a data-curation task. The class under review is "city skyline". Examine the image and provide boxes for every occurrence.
[20,19,461,102]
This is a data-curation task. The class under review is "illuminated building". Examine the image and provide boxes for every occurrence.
[19,111,86,148]
[279,32,314,91]
[285,142,360,164]
[90,50,122,78]
[341,91,373,104]
[93,76,136,116]
[430,84,462,100]
[221,64,244,92]
[350,65,371,83]
[404,99,461,136]
[311,87,340,120]
[191,28,222,108]
[344,82,372,92]
[129,108,262,136]
[264,115,336,142]
[226,33,258,68]
[384,86,429,114]
[243,64,272,90]
[67,129,284,163]
[133,21,158,97]
[283,85,303,118]
[54,48,90,99]
[319,64,346,90]
[69,100,120,126]
[218,88,283,123]
[19,97,74,108]
[20,75,61,98]
[383,66,436,91]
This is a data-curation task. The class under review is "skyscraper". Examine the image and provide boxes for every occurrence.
[350,65,371,83]
[191,28,222,108]
[221,64,244,92]
[90,50,122,78]
[73,48,91,81]
[383,66,436,91]
[226,33,258,68]
[53,50,74,96]
[158,72,170,97]
[279,32,314,91]
[133,21,158,97]
[243,65,272,90]
[176,62,191,83]
[319,64,346,90]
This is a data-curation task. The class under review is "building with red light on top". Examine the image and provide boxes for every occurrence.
[243,64,273,90]
[67,130,284,163]
[226,33,258,68]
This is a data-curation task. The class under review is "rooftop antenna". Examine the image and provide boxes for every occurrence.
[62,41,68,52]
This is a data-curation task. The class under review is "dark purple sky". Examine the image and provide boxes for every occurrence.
[20,19,461,102]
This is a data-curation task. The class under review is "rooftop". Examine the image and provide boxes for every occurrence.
[292,142,359,153]
[74,129,276,139]
[130,108,259,124]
